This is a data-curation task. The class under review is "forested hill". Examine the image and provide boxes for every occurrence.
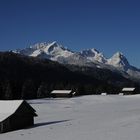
[0,52,138,100]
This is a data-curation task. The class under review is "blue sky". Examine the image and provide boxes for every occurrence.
[0,0,140,67]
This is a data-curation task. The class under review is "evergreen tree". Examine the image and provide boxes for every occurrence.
[0,82,4,99]
[21,80,37,99]
[37,83,49,98]
[76,84,85,96]
[4,81,13,100]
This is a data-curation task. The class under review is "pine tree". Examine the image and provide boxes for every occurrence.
[37,83,50,98]
[4,81,12,100]
[21,80,37,99]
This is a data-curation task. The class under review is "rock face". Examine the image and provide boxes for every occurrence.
[107,52,130,71]
[13,41,140,79]
[80,48,107,63]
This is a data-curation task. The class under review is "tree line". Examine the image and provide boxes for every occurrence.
[0,52,139,100]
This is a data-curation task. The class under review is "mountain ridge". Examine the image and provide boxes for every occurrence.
[13,41,140,79]
[0,51,138,99]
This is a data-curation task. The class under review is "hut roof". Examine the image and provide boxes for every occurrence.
[0,100,36,122]
[51,90,72,94]
[122,88,135,92]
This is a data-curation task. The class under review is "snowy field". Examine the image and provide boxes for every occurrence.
[1,95,140,140]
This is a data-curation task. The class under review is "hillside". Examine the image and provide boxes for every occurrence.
[0,52,138,99]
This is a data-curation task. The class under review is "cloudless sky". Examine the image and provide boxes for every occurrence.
[0,0,140,67]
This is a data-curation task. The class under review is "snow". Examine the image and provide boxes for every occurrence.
[51,90,72,94]
[0,100,23,122]
[101,93,107,96]
[30,50,43,57]
[119,93,124,96]
[30,41,74,59]
[18,41,74,61]
[107,52,130,70]
[1,95,140,139]
[122,88,135,91]
[80,48,107,63]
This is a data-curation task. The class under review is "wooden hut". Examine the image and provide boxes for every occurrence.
[50,90,75,98]
[0,100,37,133]
[101,93,107,96]
[122,88,136,95]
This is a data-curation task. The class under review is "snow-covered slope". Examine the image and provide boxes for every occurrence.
[1,95,140,140]
[107,52,130,71]
[80,48,107,63]
[107,52,140,78]
[13,41,140,79]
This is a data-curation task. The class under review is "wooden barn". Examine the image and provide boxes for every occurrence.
[0,100,37,133]
[50,90,75,98]
[122,88,136,95]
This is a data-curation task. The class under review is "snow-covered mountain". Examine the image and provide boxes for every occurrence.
[14,42,74,61]
[107,52,130,71]
[13,41,140,79]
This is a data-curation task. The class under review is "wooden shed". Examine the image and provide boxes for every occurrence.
[122,88,136,95]
[0,100,37,133]
[50,90,75,98]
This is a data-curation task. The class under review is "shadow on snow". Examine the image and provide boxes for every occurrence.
[31,119,71,128]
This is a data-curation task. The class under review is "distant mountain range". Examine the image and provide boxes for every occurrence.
[13,41,140,80]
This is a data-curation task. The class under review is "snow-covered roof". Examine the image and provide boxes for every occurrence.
[51,90,72,94]
[0,100,24,122]
[101,93,107,95]
[119,93,124,95]
[122,88,135,92]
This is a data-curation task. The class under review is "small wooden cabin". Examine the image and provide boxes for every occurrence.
[122,88,136,95]
[101,93,107,96]
[50,90,75,98]
[0,100,37,133]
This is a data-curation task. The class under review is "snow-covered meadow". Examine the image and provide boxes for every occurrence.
[1,95,140,140]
